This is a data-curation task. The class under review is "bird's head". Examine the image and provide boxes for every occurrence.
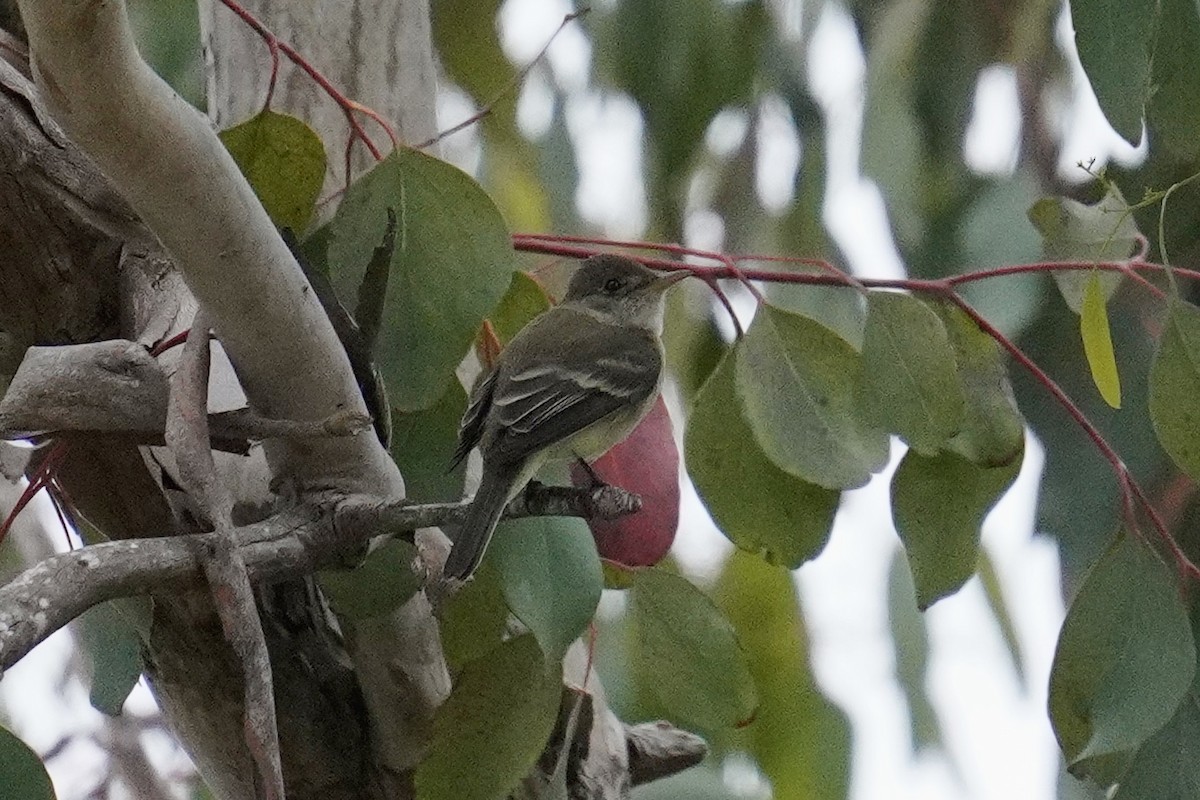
[562,254,689,332]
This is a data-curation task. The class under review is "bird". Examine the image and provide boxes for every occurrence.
[444,254,688,580]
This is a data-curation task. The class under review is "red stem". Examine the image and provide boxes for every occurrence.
[215,0,394,163]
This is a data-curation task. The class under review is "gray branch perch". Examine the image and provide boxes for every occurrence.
[0,482,639,673]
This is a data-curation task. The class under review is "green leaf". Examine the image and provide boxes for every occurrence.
[977,548,1026,687]
[860,292,965,454]
[736,304,889,490]
[1067,0,1157,145]
[416,634,561,800]
[75,597,151,716]
[714,551,851,799]
[1080,272,1122,408]
[1049,534,1196,784]
[600,0,765,210]
[1027,187,1137,313]
[888,550,943,751]
[859,0,929,249]
[389,380,468,504]
[317,539,422,621]
[630,568,758,732]
[489,515,603,660]
[1146,0,1200,162]
[219,110,326,233]
[487,271,551,347]
[1151,299,1200,481]
[686,350,839,568]
[0,726,55,800]
[1111,695,1200,800]
[329,148,513,410]
[891,448,1022,609]
[439,561,508,672]
[933,302,1025,468]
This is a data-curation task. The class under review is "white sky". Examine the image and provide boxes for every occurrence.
[2,1,1142,798]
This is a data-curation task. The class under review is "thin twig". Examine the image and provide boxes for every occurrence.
[215,0,395,165]
[0,484,641,672]
[414,8,590,150]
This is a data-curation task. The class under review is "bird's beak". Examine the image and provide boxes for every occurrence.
[650,270,690,292]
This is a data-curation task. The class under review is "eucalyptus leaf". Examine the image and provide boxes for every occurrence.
[489,515,603,660]
[860,291,965,454]
[0,726,55,800]
[317,539,421,621]
[439,561,508,672]
[891,448,1022,609]
[630,568,758,732]
[1080,271,1121,409]
[416,634,561,800]
[1150,299,1200,481]
[736,304,889,490]
[686,351,838,568]
[75,597,151,716]
[1027,187,1136,314]
[389,380,468,504]
[328,148,513,410]
[714,551,850,799]
[487,270,551,348]
[1067,0,1157,145]
[1048,534,1196,784]
[933,302,1025,468]
[219,110,326,233]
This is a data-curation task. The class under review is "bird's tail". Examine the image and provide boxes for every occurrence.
[445,463,517,580]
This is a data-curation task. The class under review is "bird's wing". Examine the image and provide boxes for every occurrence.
[487,323,661,465]
[451,367,499,468]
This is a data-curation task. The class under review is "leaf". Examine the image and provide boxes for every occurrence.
[219,110,326,233]
[686,350,839,568]
[74,597,151,716]
[858,0,929,248]
[1145,0,1200,162]
[891,448,1021,609]
[714,551,851,799]
[933,302,1025,468]
[888,550,943,751]
[1151,299,1200,481]
[439,561,508,672]
[1067,0,1157,145]
[571,398,679,568]
[1048,534,1196,784]
[735,304,889,490]
[0,726,55,800]
[860,292,965,454]
[389,380,468,504]
[317,539,422,621]
[1027,187,1137,313]
[1111,695,1200,800]
[600,0,765,197]
[1080,272,1122,408]
[489,515,603,660]
[630,568,758,732]
[486,271,551,348]
[977,548,1026,687]
[416,634,561,800]
[329,148,513,410]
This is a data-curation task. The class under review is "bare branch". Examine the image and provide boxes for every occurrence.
[14,0,403,498]
[0,484,642,673]
[624,722,708,786]
[166,314,284,800]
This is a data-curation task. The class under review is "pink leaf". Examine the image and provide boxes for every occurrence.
[570,398,679,567]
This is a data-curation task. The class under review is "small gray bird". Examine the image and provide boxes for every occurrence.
[446,254,688,580]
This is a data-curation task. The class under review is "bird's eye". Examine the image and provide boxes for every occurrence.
[604,277,624,292]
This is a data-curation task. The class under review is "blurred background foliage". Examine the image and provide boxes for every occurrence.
[11,0,1199,797]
